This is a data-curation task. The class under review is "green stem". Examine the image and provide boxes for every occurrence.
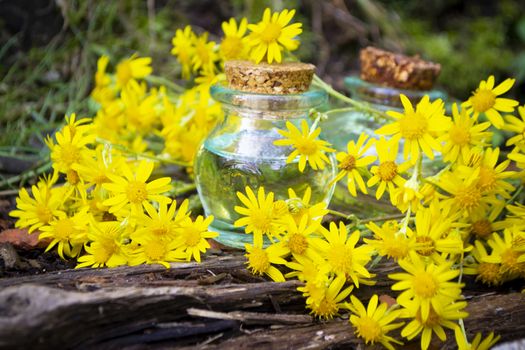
[324,107,358,115]
[0,162,52,189]
[327,209,356,221]
[363,213,406,223]
[170,182,197,197]
[506,184,523,206]
[312,75,391,119]
[97,138,191,167]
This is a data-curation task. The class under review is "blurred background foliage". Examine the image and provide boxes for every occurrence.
[1,0,525,150]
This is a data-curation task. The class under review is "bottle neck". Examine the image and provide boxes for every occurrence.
[344,76,447,111]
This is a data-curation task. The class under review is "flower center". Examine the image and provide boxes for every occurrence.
[455,185,482,211]
[413,272,438,298]
[59,143,81,167]
[501,248,521,274]
[471,89,496,112]
[477,166,497,192]
[382,236,409,260]
[54,218,74,240]
[356,316,382,342]
[36,204,53,224]
[327,243,352,273]
[471,219,492,238]
[260,22,281,43]
[415,236,435,256]
[247,247,270,274]
[251,210,273,233]
[312,297,338,319]
[449,125,471,146]
[195,42,210,64]
[151,225,170,237]
[183,227,202,247]
[126,181,148,203]
[288,232,308,255]
[93,243,115,264]
[340,155,356,171]
[399,112,428,140]
[66,169,80,185]
[221,37,243,60]
[377,161,398,181]
[144,240,166,261]
[296,139,318,155]
[477,263,502,285]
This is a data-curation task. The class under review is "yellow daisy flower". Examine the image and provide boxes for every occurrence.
[286,254,330,283]
[440,103,491,164]
[401,299,468,350]
[331,133,376,197]
[10,175,65,233]
[173,215,217,262]
[280,214,322,260]
[102,160,172,217]
[306,275,353,319]
[234,186,283,241]
[39,209,91,259]
[72,147,125,191]
[116,55,153,88]
[505,105,525,149]
[247,8,302,63]
[485,228,525,278]
[285,186,328,225]
[455,327,500,350]
[120,79,159,133]
[376,94,450,162]
[367,136,411,200]
[312,221,374,286]
[364,221,413,261]
[464,240,504,286]
[347,295,404,350]
[76,221,127,268]
[129,235,183,268]
[463,75,518,129]
[171,25,195,79]
[389,252,463,322]
[132,199,190,242]
[192,32,219,73]
[244,236,288,282]
[274,120,335,173]
[220,17,249,60]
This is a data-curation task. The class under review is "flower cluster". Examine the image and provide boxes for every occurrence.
[234,74,525,350]
[171,7,302,78]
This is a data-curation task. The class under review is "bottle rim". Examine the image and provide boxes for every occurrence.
[344,76,447,109]
[210,83,327,112]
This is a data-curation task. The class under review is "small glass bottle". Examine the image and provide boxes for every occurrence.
[195,74,336,249]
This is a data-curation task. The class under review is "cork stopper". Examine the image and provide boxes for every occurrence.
[224,60,315,95]
[359,46,441,91]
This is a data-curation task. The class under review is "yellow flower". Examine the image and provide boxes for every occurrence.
[286,254,330,283]
[281,214,322,260]
[306,275,353,319]
[102,160,172,217]
[376,94,450,161]
[91,55,115,104]
[220,17,249,60]
[171,25,195,79]
[367,137,411,200]
[440,103,491,164]
[485,228,525,278]
[390,176,424,213]
[312,221,374,286]
[10,175,65,233]
[72,147,125,191]
[116,55,153,88]
[244,236,288,282]
[234,186,283,241]
[192,32,219,73]
[120,80,159,133]
[401,299,468,350]
[364,221,412,261]
[247,8,302,63]
[505,105,525,149]
[129,235,183,268]
[174,215,217,262]
[274,120,334,172]
[285,186,328,226]
[331,134,376,196]
[132,199,190,242]
[455,327,501,350]
[46,119,95,174]
[463,75,518,129]
[39,209,91,259]
[347,295,404,350]
[389,252,463,322]
[76,221,127,268]
[464,240,504,286]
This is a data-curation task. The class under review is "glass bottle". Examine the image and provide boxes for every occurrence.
[194,84,336,249]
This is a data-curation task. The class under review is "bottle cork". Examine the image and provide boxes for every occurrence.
[359,46,441,91]
[224,60,315,95]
